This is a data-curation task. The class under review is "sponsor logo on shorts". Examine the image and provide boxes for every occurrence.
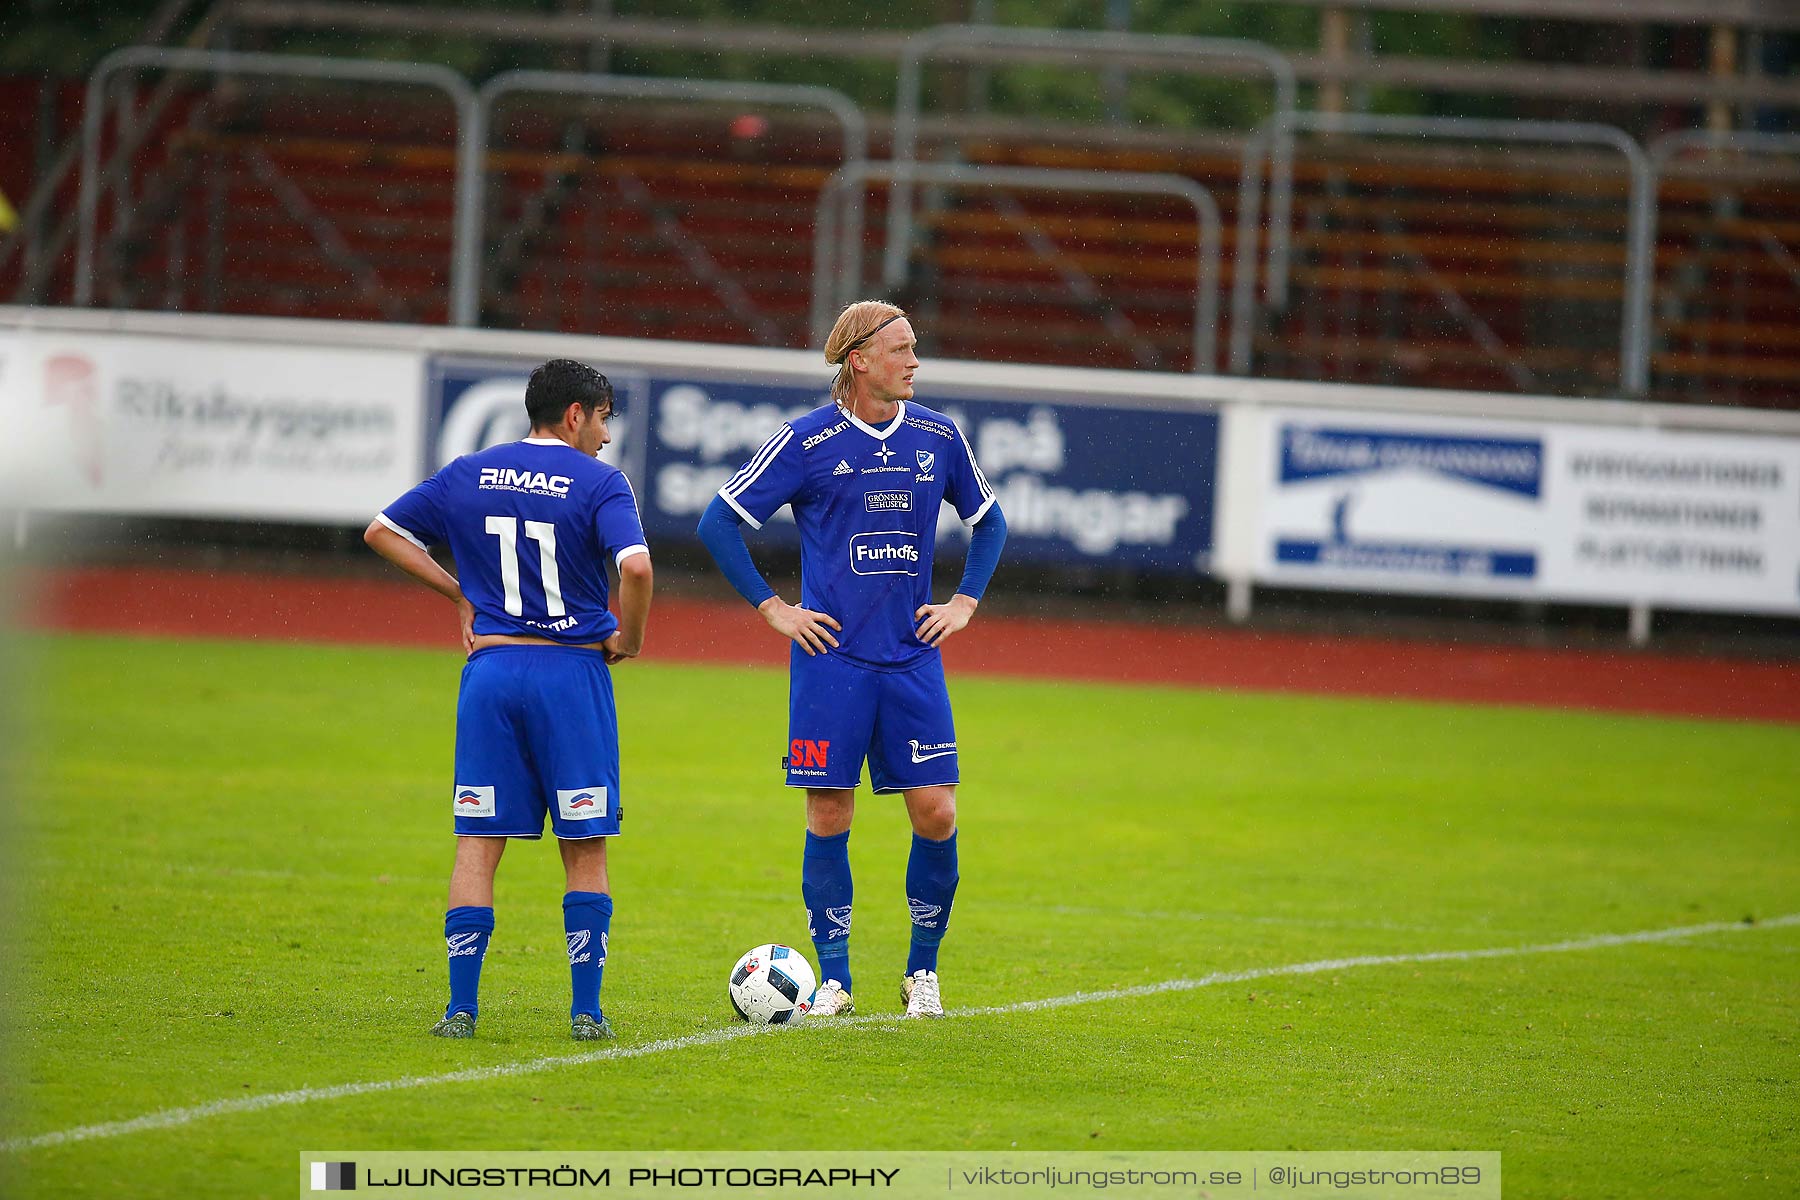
[446,932,483,958]
[557,787,608,820]
[907,898,944,929]
[789,739,830,769]
[851,531,921,576]
[478,467,571,497]
[453,784,496,817]
[908,739,957,763]
[864,490,912,512]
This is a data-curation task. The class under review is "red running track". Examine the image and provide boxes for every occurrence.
[18,565,1800,724]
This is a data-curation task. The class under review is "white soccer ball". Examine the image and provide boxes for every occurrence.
[727,943,817,1025]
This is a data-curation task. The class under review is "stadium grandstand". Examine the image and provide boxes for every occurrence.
[3,0,1798,406]
[6,11,1798,1197]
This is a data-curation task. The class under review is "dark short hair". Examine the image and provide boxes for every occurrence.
[525,359,613,429]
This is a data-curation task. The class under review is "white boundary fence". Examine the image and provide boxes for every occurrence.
[4,307,1798,641]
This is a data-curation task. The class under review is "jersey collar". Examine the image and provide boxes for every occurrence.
[846,400,906,441]
[522,437,565,446]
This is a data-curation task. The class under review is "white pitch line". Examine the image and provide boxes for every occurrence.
[5,913,1795,1155]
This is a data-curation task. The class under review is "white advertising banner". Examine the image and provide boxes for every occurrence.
[1253,408,1800,615]
[1253,408,1549,598]
[1542,425,1800,615]
[6,330,423,523]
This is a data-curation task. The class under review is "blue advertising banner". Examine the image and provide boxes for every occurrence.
[422,356,646,479]
[424,356,1219,572]
[637,372,1218,570]
[931,392,1217,571]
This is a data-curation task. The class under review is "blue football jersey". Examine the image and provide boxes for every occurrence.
[719,401,995,670]
[379,438,648,644]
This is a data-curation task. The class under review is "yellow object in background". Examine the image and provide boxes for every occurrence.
[0,187,16,232]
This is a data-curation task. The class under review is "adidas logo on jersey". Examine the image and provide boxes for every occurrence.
[833,460,853,476]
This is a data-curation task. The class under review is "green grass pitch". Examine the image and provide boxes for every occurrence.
[3,632,1797,1198]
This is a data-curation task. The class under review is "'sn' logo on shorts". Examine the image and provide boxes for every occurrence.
[789,739,830,769]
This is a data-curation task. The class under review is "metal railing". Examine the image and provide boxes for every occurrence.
[63,41,1793,407]
[76,46,477,314]
[814,161,1223,374]
[1231,110,1653,396]
[5,0,231,302]
[887,24,1295,298]
[1645,129,1800,394]
[462,70,868,328]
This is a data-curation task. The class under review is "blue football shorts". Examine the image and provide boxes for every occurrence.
[452,646,622,839]
[785,647,959,794]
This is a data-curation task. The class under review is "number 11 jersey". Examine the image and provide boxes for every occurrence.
[377,437,649,644]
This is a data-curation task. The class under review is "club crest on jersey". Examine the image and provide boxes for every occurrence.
[453,784,495,817]
[556,787,608,820]
[916,450,935,474]
[479,467,572,497]
[850,531,920,576]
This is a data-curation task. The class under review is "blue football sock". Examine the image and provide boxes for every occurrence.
[563,890,613,1021]
[443,905,495,1020]
[802,829,853,994]
[906,830,959,976]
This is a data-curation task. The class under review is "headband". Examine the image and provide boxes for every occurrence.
[832,312,906,364]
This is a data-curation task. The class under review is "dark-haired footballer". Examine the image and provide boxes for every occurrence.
[365,359,652,1041]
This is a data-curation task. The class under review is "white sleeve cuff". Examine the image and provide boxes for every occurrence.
[963,494,998,527]
[375,512,428,550]
[614,544,650,567]
[718,489,764,530]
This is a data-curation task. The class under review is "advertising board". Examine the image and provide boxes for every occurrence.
[11,330,422,523]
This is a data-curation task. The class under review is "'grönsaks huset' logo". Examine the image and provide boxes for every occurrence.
[850,531,920,576]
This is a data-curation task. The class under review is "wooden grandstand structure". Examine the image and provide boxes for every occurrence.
[2,0,1797,406]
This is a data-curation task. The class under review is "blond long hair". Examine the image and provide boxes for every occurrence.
[824,300,906,407]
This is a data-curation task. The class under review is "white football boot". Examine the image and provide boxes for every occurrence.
[901,969,943,1018]
[810,979,854,1016]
